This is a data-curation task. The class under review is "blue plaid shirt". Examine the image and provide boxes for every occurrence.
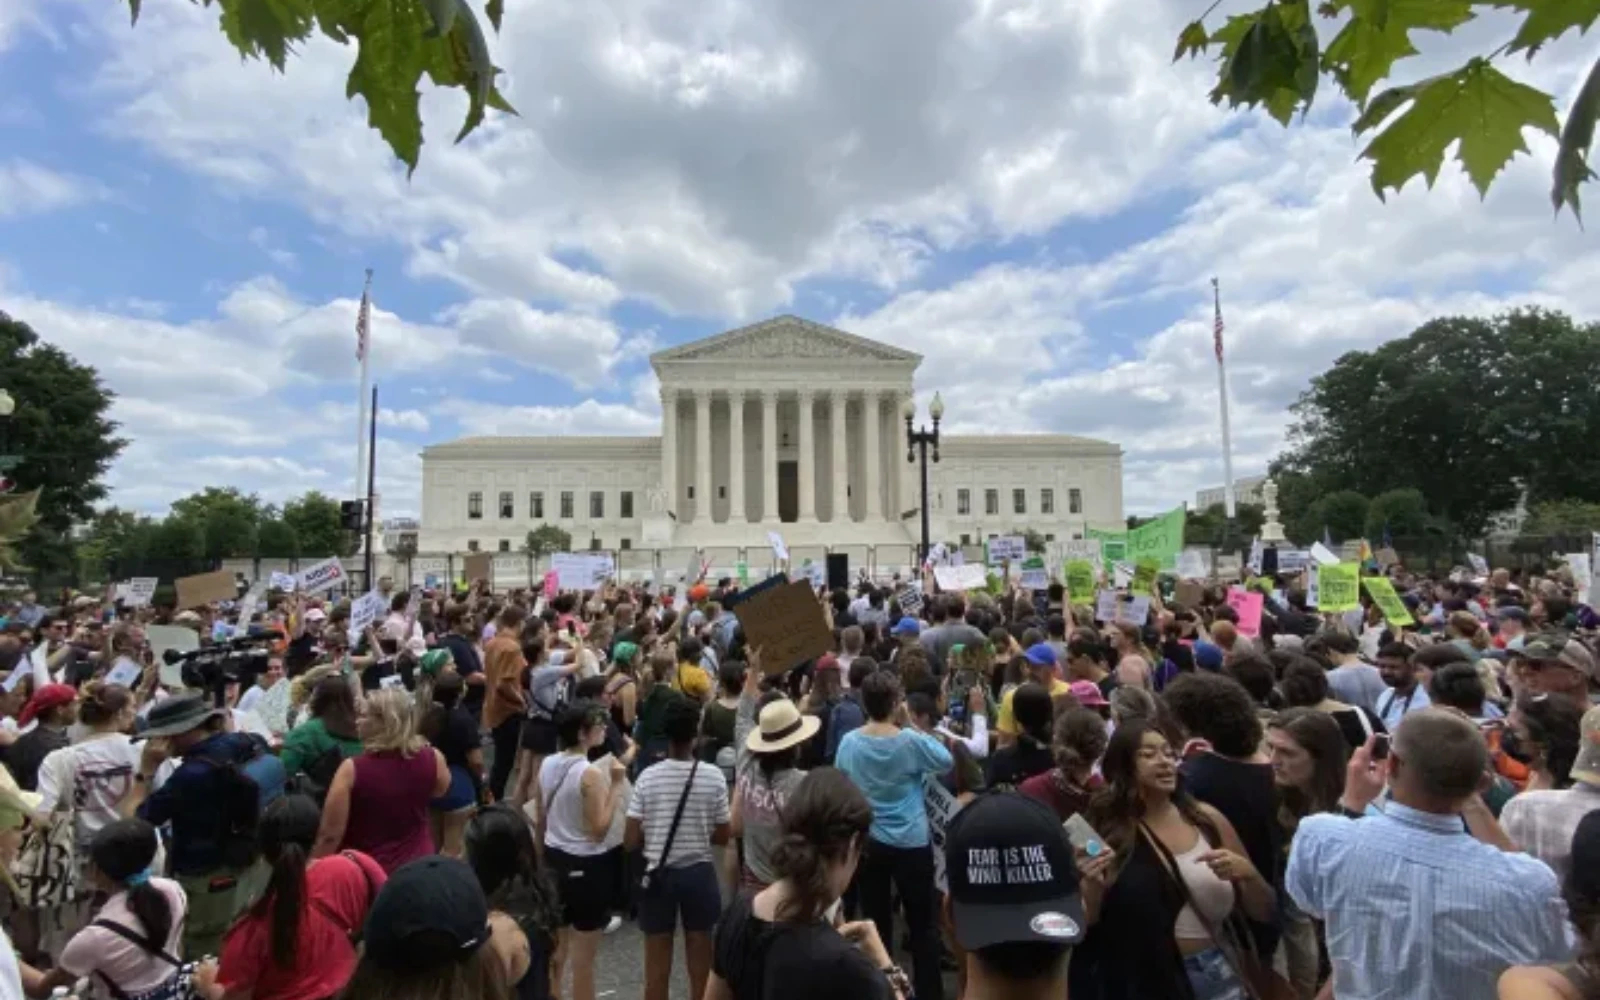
[1286,801,1572,999]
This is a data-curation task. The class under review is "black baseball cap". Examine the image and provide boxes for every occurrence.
[363,856,490,972]
[945,792,1085,950]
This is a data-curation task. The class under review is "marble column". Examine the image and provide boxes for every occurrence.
[728,390,746,523]
[830,391,849,522]
[863,390,882,520]
[897,390,915,521]
[797,390,816,522]
[695,391,712,524]
[660,388,677,512]
[762,390,778,523]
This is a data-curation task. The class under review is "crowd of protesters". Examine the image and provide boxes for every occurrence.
[0,556,1597,1000]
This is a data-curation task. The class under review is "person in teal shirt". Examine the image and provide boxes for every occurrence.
[279,673,363,779]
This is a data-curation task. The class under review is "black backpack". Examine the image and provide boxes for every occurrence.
[290,742,355,807]
[193,735,286,869]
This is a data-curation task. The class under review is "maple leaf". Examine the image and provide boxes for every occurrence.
[1174,20,1209,61]
[219,0,316,72]
[1357,58,1558,199]
[1322,0,1475,106]
[1208,1,1321,125]
[1553,55,1600,221]
[1492,0,1600,57]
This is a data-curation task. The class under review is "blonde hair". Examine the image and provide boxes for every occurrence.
[362,687,424,755]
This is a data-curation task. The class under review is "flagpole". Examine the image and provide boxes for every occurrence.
[1212,277,1237,520]
[355,269,374,503]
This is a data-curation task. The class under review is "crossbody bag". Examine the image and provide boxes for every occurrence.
[640,760,699,896]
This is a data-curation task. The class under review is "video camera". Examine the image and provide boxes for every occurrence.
[163,631,275,706]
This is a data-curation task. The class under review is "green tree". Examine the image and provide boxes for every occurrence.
[1275,308,1600,537]
[145,516,206,573]
[1184,502,1266,548]
[1293,489,1369,545]
[1366,488,1432,540]
[524,524,571,558]
[77,507,149,581]
[282,491,353,558]
[118,0,514,173]
[256,518,301,558]
[1,312,126,583]
[1020,528,1048,553]
[1174,1,1600,217]
[170,487,263,561]
[1524,499,1600,535]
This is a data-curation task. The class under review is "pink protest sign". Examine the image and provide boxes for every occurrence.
[1226,587,1264,638]
[543,571,559,599]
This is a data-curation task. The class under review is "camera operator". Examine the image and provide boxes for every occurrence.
[120,692,286,958]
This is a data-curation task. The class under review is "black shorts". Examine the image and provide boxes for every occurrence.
[521,716,559,754]
[637,861,721,936]
[545,846,619,932]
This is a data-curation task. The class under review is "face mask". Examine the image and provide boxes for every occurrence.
[1500,728,1535,765]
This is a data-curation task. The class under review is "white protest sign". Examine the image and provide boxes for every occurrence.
[1019,557,1049,591]
[1568,553,1592,605]
[1275,549,1312,574]
[1095,589,1119,622]
[987,536,1026,563]
[1112,562,1135,589]
[767,531,789,563]
[296,557,347,596]
[1059,539,1102,564]
[1247,538,1264,576]
[105,657,144,689]
[552,553,614,591]
[933,564,987,592]
[924,775,963,893]
[1176,549,1209,581]
[1309,542,1341,567]
[125,578,158,608]
[233,582,267,632]
[1,666,29,692]
[1116,594,1152,626]
[268,571,298,592]
[348,589,388,643]
[1467,553,1490,577]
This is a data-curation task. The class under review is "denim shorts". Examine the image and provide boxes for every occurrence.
[637,860,721,936]
[1183,946,1245,1000]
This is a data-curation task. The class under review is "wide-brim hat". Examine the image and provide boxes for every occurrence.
[745,698,821,754]
[134,693,225,741]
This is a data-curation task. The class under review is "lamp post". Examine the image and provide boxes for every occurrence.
[904,392,943,566]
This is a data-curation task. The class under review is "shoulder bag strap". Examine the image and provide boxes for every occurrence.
[654,760,700,871]
[1137,824,1267,1000]
[92,918,183,968]
[542,756,586,823]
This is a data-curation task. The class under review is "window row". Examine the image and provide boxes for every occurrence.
[467,490,635,521]
[953,487,1082,517]
[463,538,633,553]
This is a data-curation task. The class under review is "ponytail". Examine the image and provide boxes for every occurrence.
[246,795,321,967]
[124,874,173,952]
[89,820,171,949]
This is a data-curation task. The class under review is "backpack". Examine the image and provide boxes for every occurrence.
[194,734,287,869]
[529,669,574,722]
[9,807,76,909]
[289,742,354,807]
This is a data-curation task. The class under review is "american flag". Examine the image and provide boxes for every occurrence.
[355,270,373,362]
[1212,277,1225,363]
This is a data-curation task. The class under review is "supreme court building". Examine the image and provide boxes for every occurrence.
[418,316,1124,559]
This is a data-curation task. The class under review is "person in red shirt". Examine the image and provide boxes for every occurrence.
[196,794,385,1000]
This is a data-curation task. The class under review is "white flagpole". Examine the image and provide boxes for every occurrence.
[355,269,374,501]
[1212,277,1237,519]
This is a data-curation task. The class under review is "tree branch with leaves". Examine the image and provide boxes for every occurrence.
[1176,0,1600,218]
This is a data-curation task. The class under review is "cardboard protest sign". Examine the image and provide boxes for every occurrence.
[1361,576,1414,626]
[1318,563,1361,613]
[296,557,347,596]
[174,569,236,609]
[1375,547,1400,569]
[1064,560,1097,602]
[723,572,787,610]
[463,552,493,583]
[731,580,832,675]
[1225,587,1264,638]
[1175,580,1206,608]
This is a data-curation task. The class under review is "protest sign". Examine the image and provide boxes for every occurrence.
[1175,580,1206,607]
[1375,547,1400,569]
[463,553,493,583]
[1112,562,1135,589]
[233,582,267,631]
[348,589,388,643]
[934,564,986,591]
[1176,549,1209,581]
[1019,555,1049,590]
[1225,587,1264,637]
[1467,553,1489,577]
[125,578,158,608]
[551,553,612,591]
[925,776,964,893]
[1131,559,1159,596]
[1095,589,1119,623]
[1318,563,1361,612]
[1116,594,1151,626]
[1309,542,1341,567]
[1126,506,1185,568]
[268,571,297,592]
[1064,560,1097,602]
[736,561,750,587]
[1060,539,1102,563]
[296,557,347,596]
[768,531,789,563]
[731,580,832,675]
[722,572,787,610]
[1361,576,1414,626]
[1087,527,1127,565]
[987,536,1026,563]
[896,583,924,618]
[175,569,236,609]
[148,624,200,687]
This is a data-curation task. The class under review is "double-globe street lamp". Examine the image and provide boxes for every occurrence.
[904,392,944,567]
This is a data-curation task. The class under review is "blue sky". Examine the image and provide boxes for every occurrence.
[1,0,1596,521]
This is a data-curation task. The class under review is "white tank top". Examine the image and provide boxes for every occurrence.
[540,753,607,856]
[1171,830,1236,940]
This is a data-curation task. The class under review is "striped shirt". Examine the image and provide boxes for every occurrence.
[1500,783,1600,883]
[627,759,729,869]
[1286,801,1572,999]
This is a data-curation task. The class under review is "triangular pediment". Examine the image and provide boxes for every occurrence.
[650,315,921,366]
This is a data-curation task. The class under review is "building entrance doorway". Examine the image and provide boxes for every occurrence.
[778,461,798,522]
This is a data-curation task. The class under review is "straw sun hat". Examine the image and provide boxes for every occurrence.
[744,698,820,754]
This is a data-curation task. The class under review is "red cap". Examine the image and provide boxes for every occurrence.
[19,684,77,727]
[816,653,841,672]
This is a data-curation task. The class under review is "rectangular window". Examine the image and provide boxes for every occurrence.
[957,489,971,516]
[467,539,479,552]
[688,486,696,500]
[590,491,604,519]
[589,537,602,552]
[560,491,574,519]
[1045,533,1055,542]
[1041,488,1055,515]
[467,492,483,520]
[985,489,999,516]
[620,491,634,519]
[620,538,632,550]
[1013,488,1026,515]
[530,492,544,519]
[960,533,971,546]
[498,491,513,519]
[497,539,510,552]
[1069,488,1083,514]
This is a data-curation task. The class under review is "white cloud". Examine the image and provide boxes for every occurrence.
[0,160,101,217]
[434,399,660,438]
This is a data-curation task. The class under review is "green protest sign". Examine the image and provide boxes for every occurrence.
[1318,563,1360,612]
[736,561,749,586]
[1131,558,1160,596]
[1065,560,1097,601]
[1126,506,1186,569]
[1361,576,1414,626]
[1086,527,1128,569]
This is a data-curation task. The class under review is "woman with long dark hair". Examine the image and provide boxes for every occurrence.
[279,673,362,787]
[705,767,906,1000]
[423,671,486,857]
[983,682,1055,789]
[1076,720,1275,1000]
[466,805,562,1000]
[1507,692,1586,791]
[40,819,187,999]
[199,795,386,1000]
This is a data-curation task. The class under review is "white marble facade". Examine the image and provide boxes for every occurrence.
[418,316,1124,553]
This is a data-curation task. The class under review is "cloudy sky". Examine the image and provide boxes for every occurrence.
[1,0,1595,520]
